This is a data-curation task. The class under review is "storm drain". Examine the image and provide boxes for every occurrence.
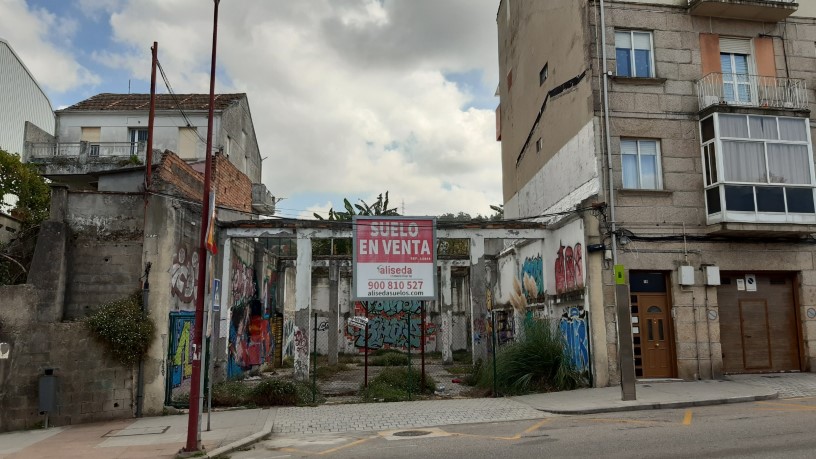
[392,430,432,437]
[104,426,170,437]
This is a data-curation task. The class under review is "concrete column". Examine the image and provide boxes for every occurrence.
[440,261,453,364]
[328,261,339,365]
[219,238,233,366]
[469,236,487,364]
[294,234,312,380]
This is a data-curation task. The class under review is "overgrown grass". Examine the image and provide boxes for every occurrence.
[476,320,585,395]
[370,352,409,367]
[210,378,322,407]
[316,363,351,379]
[445,365,474,376]
[360,368,436,402]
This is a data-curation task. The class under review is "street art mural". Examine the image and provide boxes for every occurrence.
[345,300,436,350]
[293,326,309,378]
[283,317,295,358]
[168,246,198,304]
[228,257,275,378]
[560,306,589,372]
[555,242,584,294]
[521,255,544,302]
[261,267,277,318]
[167,311,195,402]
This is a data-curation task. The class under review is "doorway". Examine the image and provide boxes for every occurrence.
[630,272,677,378]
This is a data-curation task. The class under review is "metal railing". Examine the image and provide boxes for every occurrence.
[688,0,796,4]
[26,141,146,160]
[696,73,809,111]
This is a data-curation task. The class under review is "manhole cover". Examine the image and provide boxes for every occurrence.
[393,430,431,437]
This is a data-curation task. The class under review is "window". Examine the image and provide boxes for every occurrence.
[129,128,148,156]
[621,139,662,190]
[81,127,101,156]
[616,30,654,78]
[701,113,816,219]
[539,63,549,86]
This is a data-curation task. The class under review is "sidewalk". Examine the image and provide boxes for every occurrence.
[3,373,815,459]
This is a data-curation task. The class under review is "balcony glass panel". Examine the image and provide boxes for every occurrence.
[706,187,722,214]
[722,141,766,182]
[756,186,785,212]
[749,116,778,140]
[720,114,749,138]
[779,118,808,142]
[786,188,815,213]
[767,144,810,184]
[724,185,756,211]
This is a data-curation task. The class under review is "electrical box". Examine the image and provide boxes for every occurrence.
[679,265,695,286]
[38,369,57,414]
[705,266,721,286]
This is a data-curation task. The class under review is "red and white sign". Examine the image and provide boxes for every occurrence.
[353,216,437,300]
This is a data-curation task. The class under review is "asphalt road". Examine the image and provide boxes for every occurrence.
[228,396,816,459]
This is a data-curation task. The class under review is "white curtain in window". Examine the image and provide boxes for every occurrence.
[722,141,766,182]
[767,144,811,184]
[639,140,659,189]
[719,114,749,138]
[778,118,808,142]
[621,140,638,188]
[749,116,778,140]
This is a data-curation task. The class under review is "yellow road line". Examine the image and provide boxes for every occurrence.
[585,418,658,425]
[756,401,816,410]
[318,436,374,455]
[522,418,553,434]
[683,409,693,426]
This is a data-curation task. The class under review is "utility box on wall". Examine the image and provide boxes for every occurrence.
[705,266,721,286]
[679,266,695,286]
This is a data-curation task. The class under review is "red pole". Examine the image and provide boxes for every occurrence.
[421,301,425,387]
[185,0,219,453]
[145,42,157,190]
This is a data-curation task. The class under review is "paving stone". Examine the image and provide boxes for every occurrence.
[726,373,816,399]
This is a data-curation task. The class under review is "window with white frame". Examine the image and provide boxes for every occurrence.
[615,30,654,78]
[129,128,148,156]
[701,113,815,219]
[621,139,662,190]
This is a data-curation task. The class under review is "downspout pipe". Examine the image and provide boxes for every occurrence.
[599,0,618,265]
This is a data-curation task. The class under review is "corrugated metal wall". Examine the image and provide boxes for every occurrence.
[0,40,55,155]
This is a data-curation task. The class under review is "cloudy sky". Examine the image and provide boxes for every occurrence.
[1,0,503,219]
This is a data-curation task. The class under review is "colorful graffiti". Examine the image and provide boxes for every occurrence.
[167,311,195,402]
[283,318,295,357]
[293,326,309,379]
[521,255,544,301]
[168,246,198,304]
[555,242,584,294]
[261,267,277,318]
[345,300,436,350]
[559,307,589,372]
[228,258,274,378]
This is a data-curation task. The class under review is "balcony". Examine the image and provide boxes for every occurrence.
[25,141,146,178]
[696,73,809,113]
[251,183,277,216]
[688,0,798,22]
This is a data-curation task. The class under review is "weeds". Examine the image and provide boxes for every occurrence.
[360,367,436,402]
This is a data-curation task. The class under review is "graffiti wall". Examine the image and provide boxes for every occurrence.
[545,219,586,295]
[227,256,275,378]
[168,245,198,307]
[344,300,437,351]
[560,307,589,372]
[167,311,195,403]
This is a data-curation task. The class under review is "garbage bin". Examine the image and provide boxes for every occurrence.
[39,369,57,427]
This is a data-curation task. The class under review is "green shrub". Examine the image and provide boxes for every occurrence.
[86,292,155,366]
[360,367,436,402]
[211,381,252,407]
[370,352,409,367]
[316,363,351,379]
[249,379,298,406]
[476,320,585,395]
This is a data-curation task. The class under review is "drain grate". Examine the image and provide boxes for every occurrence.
[393,430,431,437]
[104,426,170,437]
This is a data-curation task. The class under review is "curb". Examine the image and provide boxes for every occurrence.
[537,392,779,415]
[205,408,277,458]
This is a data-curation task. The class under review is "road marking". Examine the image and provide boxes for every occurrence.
[522,418,553,434]
[755,401,816,411]
[585,418,658,425]
[683,409,693,426]
[317,436,374,455]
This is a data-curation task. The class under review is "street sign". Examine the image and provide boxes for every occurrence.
[614,264,626,285]
[348,316,369,330]
[352,216,437,300]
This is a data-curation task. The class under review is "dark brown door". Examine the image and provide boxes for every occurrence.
[639,294,675,378]
[718,273,801,373]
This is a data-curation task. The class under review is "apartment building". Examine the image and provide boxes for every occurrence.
[497,0,816,386]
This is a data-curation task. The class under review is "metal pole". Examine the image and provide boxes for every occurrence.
[145,42,157,190]
[185,0,219,452]
[312,312,318,403]
[364,321,369,388]
[492,312,498,398]
[420,301,426,388]
[407,302,412,400]
[136,266,150,418]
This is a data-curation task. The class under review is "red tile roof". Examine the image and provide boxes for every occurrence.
[58,93,246,112]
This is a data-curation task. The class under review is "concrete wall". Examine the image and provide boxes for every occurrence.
[497,0,595,204]
[0,287,133,432]
[63,192,145,320]
[0,213,21,245]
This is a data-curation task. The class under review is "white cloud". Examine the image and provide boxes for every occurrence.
[0,0,100,93]
[43,0,505,217]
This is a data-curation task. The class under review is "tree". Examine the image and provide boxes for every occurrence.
[312,192,400,255]
[0,149,49,228]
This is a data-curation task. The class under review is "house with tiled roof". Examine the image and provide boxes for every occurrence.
[25,93,262,188]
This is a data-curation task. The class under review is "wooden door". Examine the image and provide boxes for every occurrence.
[638,294,676,378]
[739,300,771,370]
